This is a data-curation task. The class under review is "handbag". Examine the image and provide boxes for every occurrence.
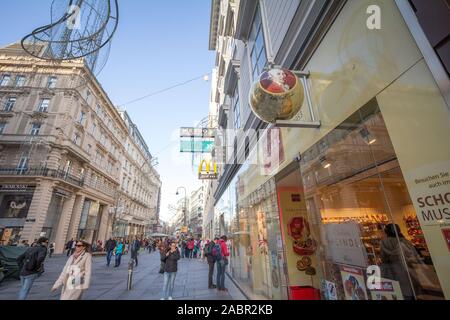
[410,263,441,292]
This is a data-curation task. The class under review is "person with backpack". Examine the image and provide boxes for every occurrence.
[48,242,55,258]
[214,235,230,291]
[204,238,217,289]
[16,237,49,300]
[130,236,141,267]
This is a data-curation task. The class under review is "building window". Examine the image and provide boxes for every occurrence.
[17,156,28,170]
[47,76,57,89]
[38,98,50,112]
[249,6,267,80]
[91,122,97,136]
[15,75,26,87]
[4,97,16,112]
[233,89,241,129]
[78,111,86,125]
[30,123,41,136]
[0,122,6,135]
[0,75,11,86]
[72,133,80,145]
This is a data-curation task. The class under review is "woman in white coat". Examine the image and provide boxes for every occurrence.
[51,240,92,300]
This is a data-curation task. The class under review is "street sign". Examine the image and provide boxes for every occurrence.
[180,127,216,138]
[180,139,214,153]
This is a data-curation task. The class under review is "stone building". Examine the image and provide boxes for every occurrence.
[0,43,161,252]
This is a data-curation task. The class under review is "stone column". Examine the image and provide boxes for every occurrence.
[53,194,77,254]
[47,147,66,170]
[66,194,86,241]
[97,205,111,245]
[22,179,56,243]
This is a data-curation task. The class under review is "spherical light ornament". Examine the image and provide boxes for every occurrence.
[249,68,304,123]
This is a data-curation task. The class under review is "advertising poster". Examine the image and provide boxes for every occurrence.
[325,280,338,300]
[276,187,319,291]
[324,222,368,268]
[369,278,404,300]
[340,266,368,300]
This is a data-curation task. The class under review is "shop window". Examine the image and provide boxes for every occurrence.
[0,193,33,219]
[295,99,444,300]
[249,6,267,80]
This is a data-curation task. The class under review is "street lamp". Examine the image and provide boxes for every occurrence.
[176,186,188,234]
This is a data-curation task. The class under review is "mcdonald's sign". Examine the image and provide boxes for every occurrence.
[198,160,218,180]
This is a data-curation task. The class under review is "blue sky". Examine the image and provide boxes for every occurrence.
[0,1,215,222]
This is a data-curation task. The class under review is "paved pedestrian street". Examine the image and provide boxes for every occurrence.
[0,251,246,300]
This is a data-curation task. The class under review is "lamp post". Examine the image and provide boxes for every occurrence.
[176,187,188,234]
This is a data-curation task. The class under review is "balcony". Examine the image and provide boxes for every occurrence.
[0,167,83,187]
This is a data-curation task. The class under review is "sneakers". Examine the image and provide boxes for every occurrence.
[168,297,173,300]
[160,298,165,300]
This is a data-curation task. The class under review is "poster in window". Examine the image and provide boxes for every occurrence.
[340,265,368,300]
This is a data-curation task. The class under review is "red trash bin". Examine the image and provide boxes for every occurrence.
[289,286,321,300]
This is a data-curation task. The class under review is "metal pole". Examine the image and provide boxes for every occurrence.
[127,258,134,290]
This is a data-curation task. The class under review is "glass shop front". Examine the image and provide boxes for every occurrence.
[220,99,447,300]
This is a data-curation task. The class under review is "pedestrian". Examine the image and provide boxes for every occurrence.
[187,238,194,259]
[16,237,49,300]
[31,239,38,247]
[48,242,55,258]
[51,240,92,300]
[131,236,141,267]
[214,235,230,291]
[105,237,116,267]
[160,241,180,300]
[65,239,74,256]
[114,240,124,267]
[180,240,186,258]
[204,239,217,289]
[158,242,167,274]
[70,239,76,255]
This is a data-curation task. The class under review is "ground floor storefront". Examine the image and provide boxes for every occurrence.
[0,178,114,253]
[213,0,450,300]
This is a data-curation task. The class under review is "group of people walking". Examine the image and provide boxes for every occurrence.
[15,234,230,300]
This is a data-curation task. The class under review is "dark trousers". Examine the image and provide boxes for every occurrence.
[106,250,114,266]
[115,253,122,267]
[131,251,138,266]
[208,261,215,288]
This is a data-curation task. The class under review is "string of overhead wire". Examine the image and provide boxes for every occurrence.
[117,73,211,108]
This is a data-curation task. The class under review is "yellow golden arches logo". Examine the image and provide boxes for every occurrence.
[198,160,218,180]
[198,160,217,174]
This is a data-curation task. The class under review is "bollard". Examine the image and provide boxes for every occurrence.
[127,259,134,290]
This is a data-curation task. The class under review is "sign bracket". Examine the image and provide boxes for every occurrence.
[273,69,321,129]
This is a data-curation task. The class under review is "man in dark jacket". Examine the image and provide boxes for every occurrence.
[105,237,116,267]
[130,236,141,267]
[16,237,48,300]
[204,238,218,289]
[160,241,180,300]
[65,238,74,256]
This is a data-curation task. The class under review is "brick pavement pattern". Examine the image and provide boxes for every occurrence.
[0,250,246,300]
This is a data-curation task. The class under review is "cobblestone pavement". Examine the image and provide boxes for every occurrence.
[0,250,246,300]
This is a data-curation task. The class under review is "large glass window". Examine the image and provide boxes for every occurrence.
[30,123,41,136]
[296,100,444,300]
[233,88,241,129]
[249,7,267,80]
[0,193,33,219]
[47,76,57,89]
